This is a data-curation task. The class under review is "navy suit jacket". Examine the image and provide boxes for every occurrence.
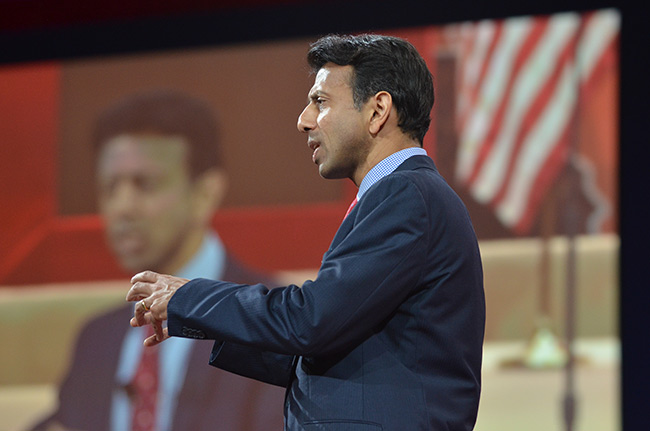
[30,253,285,431]
[168,156,486,431]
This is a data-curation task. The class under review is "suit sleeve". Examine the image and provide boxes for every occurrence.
[167,174,428,360]
[209,341,294,387]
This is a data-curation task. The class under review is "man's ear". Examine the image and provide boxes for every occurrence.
[191,168,228,227]
[368,91,393,136]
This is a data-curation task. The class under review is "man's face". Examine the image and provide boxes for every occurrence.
[297,64,371,184]
[96,134,196,273]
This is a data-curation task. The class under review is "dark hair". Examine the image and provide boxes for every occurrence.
[93,89,222,178]
[307,34,434,144]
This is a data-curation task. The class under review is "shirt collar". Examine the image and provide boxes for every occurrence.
[175,230,225,280]
[357,147,428,200]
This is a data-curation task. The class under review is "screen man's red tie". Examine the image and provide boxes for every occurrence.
[131,325,159,431]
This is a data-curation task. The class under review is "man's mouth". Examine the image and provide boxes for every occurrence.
[308,140,320,164]
[109,226,146,256]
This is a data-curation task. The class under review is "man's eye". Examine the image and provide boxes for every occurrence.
[135,177,160,192]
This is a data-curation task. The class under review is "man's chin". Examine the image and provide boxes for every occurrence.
[318,163,335,179]
[318,165,347,180]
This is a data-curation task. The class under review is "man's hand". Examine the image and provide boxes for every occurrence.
[126,270,189,347]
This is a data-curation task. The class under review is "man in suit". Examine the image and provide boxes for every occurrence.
[127,35,485,431]
[30,90,285,431]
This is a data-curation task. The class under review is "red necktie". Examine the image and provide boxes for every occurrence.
[344,197,358,220]
[131,326,159,431]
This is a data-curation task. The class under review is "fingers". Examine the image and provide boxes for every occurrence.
[129,318,169,346]
[130,300,149,327]
[127,271,189,303]
[126,280,157,302]
[130,310,170,347]
[126,283,146,302]
[148,294,168,322]
[151,319,166,342]
[126,271,178,348]
[130,292,168,326]
[144,327,170,347]
[126,271,159,301]
[131,270,159,284]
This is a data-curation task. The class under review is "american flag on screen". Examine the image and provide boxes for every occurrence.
[453,9,619,234]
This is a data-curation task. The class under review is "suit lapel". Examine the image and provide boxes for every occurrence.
[324,155,437,259]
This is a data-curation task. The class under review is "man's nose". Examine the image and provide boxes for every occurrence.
[297,105,315,133]
[109,181,139,216]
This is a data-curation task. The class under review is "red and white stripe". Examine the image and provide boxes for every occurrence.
[453,9,619,234]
